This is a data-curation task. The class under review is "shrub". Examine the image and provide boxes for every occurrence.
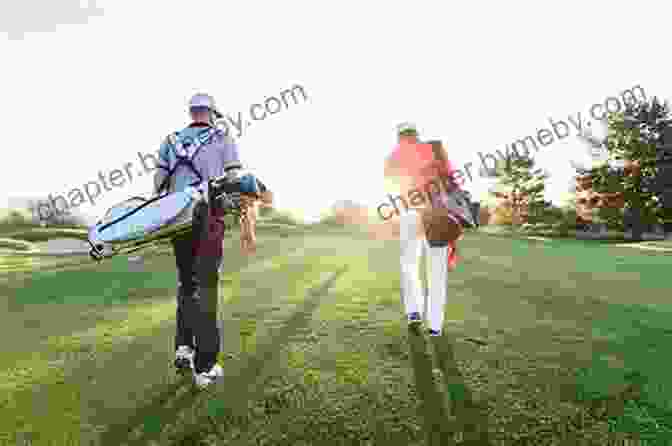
[489,205,514,225]
[318,215,344,227]
[4,228,88,242]
[266,212,300,226]
[0,210,34,228]
[596,206,625,231]
[0,238,35,251]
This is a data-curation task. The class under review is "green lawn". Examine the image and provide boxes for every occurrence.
[2,229,672,445]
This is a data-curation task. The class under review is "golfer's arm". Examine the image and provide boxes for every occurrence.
[384,156,400,187]
[384,154,402,178]
[384,156,417,197]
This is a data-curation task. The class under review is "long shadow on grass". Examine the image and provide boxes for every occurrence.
[97,376,193,446]
[407,326,455,446]
[407,328,493,446]
[97,243,306,446]
[145,267,348,446]
[97,296,292,446]
[429,333,492,445]
[409,328,491,446]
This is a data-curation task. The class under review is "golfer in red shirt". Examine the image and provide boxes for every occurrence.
[384,123,462,337]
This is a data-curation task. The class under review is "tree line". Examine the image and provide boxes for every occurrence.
[489,93,672,241]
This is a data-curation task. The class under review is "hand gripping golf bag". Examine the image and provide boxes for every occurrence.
[420,140,477,247]
[87,168,267,262]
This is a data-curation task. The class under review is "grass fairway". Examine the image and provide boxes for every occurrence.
[2,228,672,445]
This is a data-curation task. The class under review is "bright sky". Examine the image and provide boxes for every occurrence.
[1,0,671,224]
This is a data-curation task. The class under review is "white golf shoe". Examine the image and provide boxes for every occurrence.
[194,363,224,390]
[174,346,195,374]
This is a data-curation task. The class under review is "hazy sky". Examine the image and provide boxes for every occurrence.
[1,0,670,223]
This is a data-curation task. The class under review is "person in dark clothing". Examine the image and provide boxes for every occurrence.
[153,93,243,389]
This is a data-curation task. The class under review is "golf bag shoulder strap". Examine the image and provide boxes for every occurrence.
[98,193,167,232]
[428,141,459,190]
[156,128,216,195]
[429,141,449,172]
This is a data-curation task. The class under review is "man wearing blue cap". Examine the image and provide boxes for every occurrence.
[153,93,242,389]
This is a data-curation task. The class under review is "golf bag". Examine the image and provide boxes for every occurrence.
[421,141,476,247]
[87,169,266,261]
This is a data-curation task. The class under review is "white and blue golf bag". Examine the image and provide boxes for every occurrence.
[87,167,266,261]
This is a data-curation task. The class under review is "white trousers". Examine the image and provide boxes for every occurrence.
[399,209,449,333]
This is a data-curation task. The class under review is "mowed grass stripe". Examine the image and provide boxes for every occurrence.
[200,237,475,445]
[463,233,671,288]
[128,268,348,446]
[460,233,672,440]
[210,232,672,443]
[1,234,319,446]
[1,240,303,393]
[97,243,346,446]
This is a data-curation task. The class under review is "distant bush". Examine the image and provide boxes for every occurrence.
[597,206,626,231]
[4,228,88,242]
[479,225,516,235]
[317,215,345,227]
[519,222,570,238]
[0,210,34,228]
[255,207,300,226]
[265,212,300,226]
[0,238,35,251]
[488,205,514,225]
[534,204,565,224]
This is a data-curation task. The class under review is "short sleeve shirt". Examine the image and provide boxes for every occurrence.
[157,123,240,194]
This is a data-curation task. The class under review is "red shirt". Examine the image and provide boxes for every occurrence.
[387,140,461,268]
[388,141,461,192]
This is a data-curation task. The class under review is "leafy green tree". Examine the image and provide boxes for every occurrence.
[0,210,29,227]
[575,164,628,231]
[489,156,511,178]
[646,101,672,234]
[575,119,629,232]
[589,96,672,240]
[497,155,550,226]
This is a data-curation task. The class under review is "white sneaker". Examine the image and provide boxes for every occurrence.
[174,346,195,373]
[194,363,224,389]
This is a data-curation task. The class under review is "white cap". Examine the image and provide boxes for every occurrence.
[188,93,223,118]
[397,122,418,135]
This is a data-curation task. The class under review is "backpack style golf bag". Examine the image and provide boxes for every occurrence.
[88,124,270,261]
[420,140,477,247]
[87,168,266,261]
